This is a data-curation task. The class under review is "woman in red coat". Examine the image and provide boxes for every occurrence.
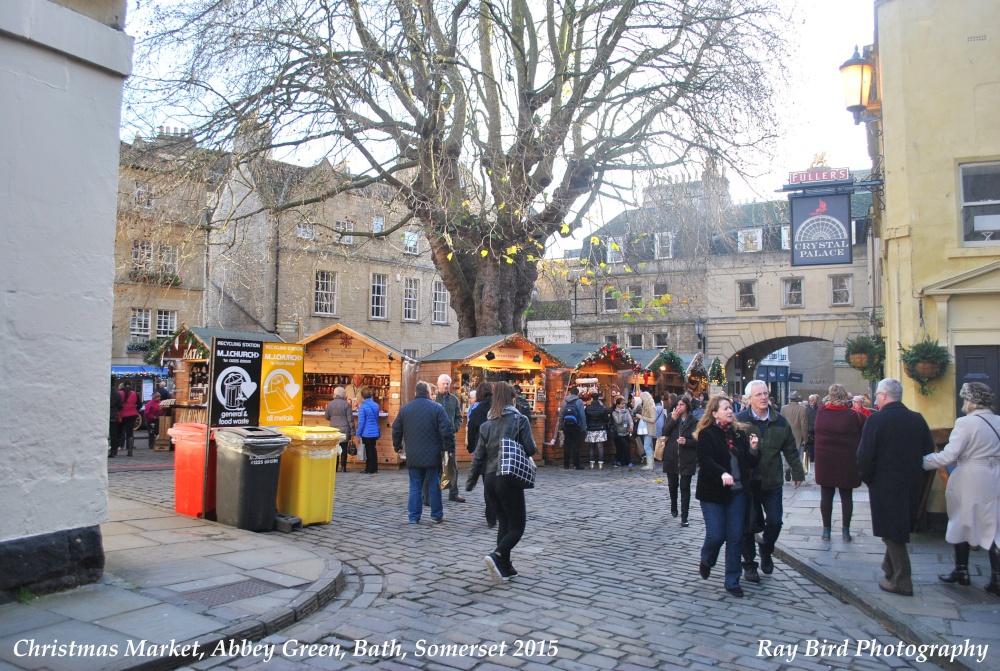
[814,384,865,541]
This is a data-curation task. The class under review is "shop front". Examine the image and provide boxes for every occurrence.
[298,324,411,470]
[639,349,695,397]
[419,334,562,461]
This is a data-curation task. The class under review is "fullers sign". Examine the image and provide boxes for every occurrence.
[788,166,851,185]
[790,194,852,266]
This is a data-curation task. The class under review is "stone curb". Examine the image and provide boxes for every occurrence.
[775,545,974,671]
[103,556,344,671]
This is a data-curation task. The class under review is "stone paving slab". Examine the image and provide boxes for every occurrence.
[0,491,342,671]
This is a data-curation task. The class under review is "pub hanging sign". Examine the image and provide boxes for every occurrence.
[790,193,853,266]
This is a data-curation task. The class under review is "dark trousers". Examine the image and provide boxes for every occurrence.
[881,539,912,593]
[820,486,854,529]
[700,491,748,589]
[109,420,121,456]
[613,434,631,465]
[741,482,783,569]
[338,441,350,472]
[484,472,527,562]
[563,426,582,468]
[667,472,693,520]
[119,418,136,455]
[363,437,379,473]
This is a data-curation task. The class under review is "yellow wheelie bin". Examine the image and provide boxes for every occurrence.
[275,426,344,525]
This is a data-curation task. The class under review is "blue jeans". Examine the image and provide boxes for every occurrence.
[742,484,783,568]
[642,434,653,458]
[700,491,748,589]
[408,467,443,522]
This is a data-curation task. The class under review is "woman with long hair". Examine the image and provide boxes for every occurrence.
[694,395,759,597]
[662,396,698,526]
[635,391,658,470]
[466,382,537,583]
[924,382,1000,595]
[813,384,865,541]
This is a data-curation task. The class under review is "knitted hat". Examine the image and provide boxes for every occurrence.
[960,382,994,408]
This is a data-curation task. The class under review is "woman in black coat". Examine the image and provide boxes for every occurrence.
[694,395,760,597]
[583,393,610,469]
[662,396,698,526]
[467,382,537,584]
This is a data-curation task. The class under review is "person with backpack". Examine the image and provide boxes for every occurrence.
[512,384,533,419]
[560,386,586,470]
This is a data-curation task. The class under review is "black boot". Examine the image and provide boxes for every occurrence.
[939,542,971,586]
[671,500,679,518]
[986,544,1000,597]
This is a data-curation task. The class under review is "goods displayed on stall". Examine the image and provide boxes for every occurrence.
[298,324,407,470]
[419,333,562,462]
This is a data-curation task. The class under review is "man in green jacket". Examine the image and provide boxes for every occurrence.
[736,380,804,584]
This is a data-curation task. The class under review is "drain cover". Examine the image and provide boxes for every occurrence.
[182,578,283,606]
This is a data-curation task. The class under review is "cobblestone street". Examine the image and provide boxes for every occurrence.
[110,462,938,671]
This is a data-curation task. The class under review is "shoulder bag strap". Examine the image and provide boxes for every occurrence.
[977,414,1000,445]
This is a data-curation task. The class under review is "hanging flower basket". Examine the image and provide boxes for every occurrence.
[843,334,885,382]
[848,353,869,368]
[899,338,951,396]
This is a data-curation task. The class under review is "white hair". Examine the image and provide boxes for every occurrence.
[876,378,903,402]
[333,386,346,398]
[437,374,452,385]
[744,379,768,398]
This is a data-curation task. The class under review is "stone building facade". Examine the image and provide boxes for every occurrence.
[868,0,1000,429]
[112,133,460,363]
[112,135,208,366]
[534,177,872,400]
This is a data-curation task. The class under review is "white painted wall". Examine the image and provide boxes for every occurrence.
[0,0,132,542]
[526,320,572,344]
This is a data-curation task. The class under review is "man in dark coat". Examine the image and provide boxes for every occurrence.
[393,381,456,524]
[857,378,935,596]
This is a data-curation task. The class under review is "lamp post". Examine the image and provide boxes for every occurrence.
[694,318,706,353]
[840,45,874,125]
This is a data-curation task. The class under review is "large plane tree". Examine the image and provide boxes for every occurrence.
[128,0,784,337]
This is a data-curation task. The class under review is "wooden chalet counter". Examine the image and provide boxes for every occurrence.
[299,324,407,470]
[419,333,561,465]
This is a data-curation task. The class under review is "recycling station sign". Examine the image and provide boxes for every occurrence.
[208,338,303,428]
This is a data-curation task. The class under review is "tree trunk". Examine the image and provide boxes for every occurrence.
[471,253,537,337]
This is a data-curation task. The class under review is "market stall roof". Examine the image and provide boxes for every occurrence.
[146,325,286,364]
[298,322,408,358]
[539,343,605,369]
[111,365,170,376]
[640,349,697,374]
[421,333,562,365]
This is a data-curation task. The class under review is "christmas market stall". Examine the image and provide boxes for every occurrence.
[418,334,563,463]
[639,349,696,396]
[298,324,411,471]
[685,352,710,395]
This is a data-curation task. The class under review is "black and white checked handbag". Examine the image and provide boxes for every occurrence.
[497,419,536,489]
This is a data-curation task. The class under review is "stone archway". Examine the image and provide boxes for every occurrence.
[703,315,869,400]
